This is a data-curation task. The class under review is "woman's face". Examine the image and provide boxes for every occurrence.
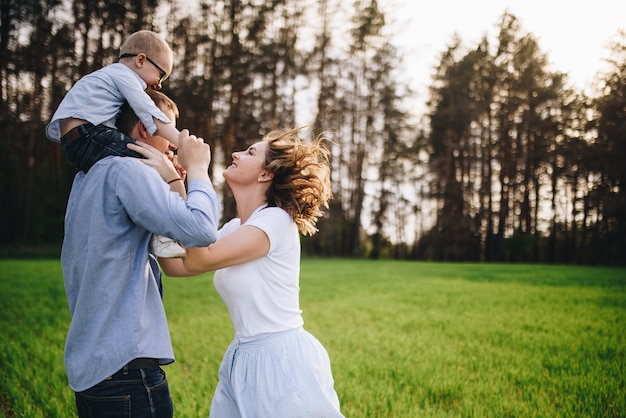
[223,141,268,185]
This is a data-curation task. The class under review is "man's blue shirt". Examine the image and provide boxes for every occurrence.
[61,156,220,391]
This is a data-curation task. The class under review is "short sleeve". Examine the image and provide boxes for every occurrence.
[245,207,295,254]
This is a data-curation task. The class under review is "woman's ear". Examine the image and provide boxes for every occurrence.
[258,170,274,183]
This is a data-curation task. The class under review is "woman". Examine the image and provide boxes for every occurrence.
[144,128,343,417]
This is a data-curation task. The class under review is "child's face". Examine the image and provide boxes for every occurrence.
[137,51,173,91]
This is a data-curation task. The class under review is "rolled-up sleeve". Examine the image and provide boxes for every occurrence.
[117,160,221,247]
[177,179,221,246]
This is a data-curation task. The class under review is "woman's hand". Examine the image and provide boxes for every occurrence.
[170,153,187,183]
[127,142,180,183]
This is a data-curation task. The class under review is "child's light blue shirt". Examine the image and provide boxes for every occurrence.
[46,63,170,142]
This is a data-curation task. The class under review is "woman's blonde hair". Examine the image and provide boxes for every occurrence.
[263,128,332,236]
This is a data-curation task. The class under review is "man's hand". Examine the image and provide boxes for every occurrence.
[176,130,211,182]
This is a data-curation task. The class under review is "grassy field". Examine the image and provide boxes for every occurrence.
[0,259,624,417]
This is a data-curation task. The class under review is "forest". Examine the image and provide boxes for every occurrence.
[1,0,625,265]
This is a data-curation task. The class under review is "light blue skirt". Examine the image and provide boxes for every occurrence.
[209,327,344,418]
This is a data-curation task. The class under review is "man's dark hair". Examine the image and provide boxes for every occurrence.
[116,90,179,136]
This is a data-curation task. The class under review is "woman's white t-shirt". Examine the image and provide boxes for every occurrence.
[213,205,304,342]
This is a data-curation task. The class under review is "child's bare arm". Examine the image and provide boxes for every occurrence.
[154,119,181,147]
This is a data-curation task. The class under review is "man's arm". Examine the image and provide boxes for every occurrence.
[121,130,220,248]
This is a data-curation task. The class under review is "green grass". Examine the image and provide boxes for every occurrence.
[1,259,624,417]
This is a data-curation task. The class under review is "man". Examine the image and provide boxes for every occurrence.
[61,90,219,417]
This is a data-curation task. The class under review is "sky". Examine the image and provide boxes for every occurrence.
[379,0,626,117]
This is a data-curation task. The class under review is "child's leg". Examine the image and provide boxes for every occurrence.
[61,124,144,172]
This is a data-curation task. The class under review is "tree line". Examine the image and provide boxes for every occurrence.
[1,0,625,265]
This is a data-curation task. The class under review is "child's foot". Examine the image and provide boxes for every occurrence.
[150,235,186,258]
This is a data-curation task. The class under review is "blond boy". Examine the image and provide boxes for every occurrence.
[46,30,181,172]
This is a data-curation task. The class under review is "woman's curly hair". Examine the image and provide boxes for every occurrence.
[263,128,332,236]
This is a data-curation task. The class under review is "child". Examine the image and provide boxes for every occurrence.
[46,30,185,258]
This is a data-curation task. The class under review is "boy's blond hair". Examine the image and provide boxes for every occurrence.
[120,30,172,60]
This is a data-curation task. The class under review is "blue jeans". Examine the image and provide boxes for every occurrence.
[61,123,144,172]
[75,366,173,418]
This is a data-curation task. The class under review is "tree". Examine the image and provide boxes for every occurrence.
[367,42,411,259]
[592,30,626,264]
[419,12,576,263]
[420,37,481,261]
[343,0,385,256]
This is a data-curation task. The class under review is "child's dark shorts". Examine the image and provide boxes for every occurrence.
[61,123,144,172]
